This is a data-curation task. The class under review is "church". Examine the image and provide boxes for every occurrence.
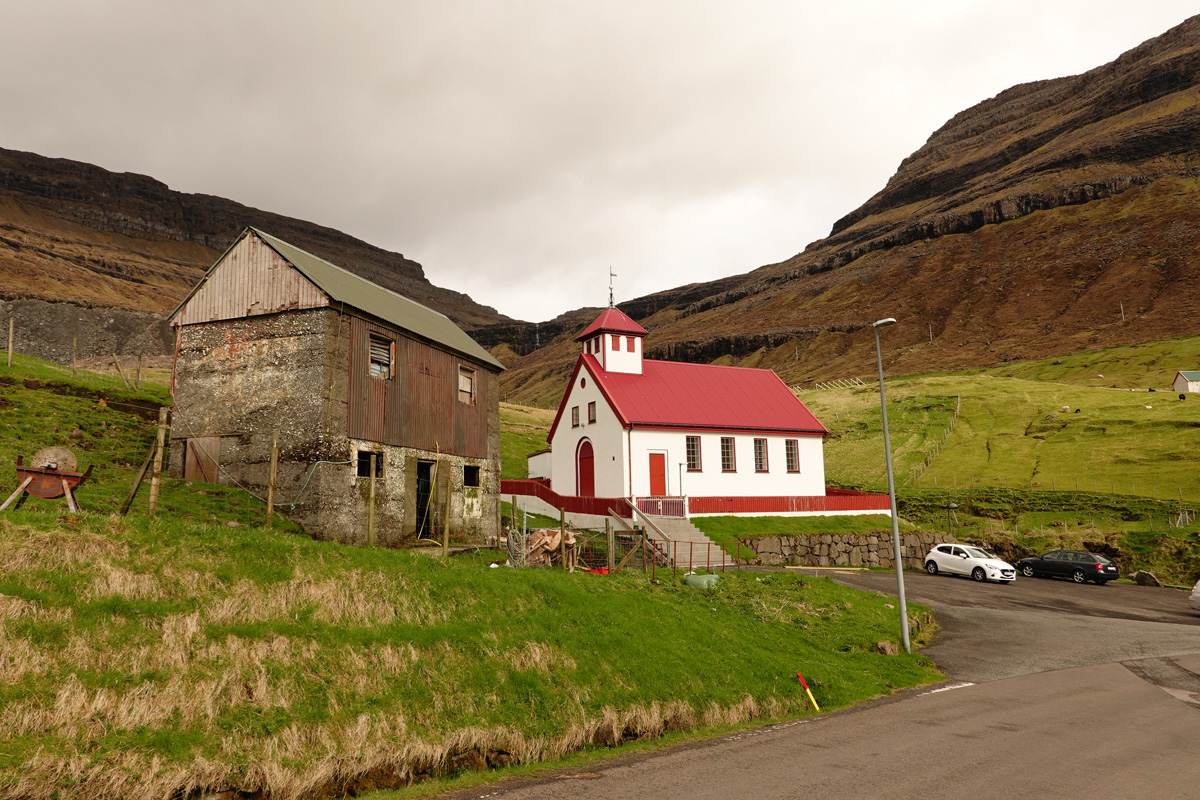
[522,307,884,519]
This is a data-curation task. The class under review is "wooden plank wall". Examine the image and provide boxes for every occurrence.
[348,317,492,458]
[175,233,328,325]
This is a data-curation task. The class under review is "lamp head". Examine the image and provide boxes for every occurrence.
[948,502,958,509]
[873,318,897,328]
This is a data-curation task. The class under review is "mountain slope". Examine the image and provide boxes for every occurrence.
[493,14,1200,402]
[0,147,508,329]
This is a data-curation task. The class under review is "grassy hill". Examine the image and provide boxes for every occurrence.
[0,355,940,799]
[803,336,1200,500]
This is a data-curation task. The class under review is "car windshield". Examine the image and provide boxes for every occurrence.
[963,547,994,559]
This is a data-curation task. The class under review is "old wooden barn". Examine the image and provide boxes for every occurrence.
[167,227,505,546]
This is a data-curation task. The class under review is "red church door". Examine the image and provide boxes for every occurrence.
[648,453,666,496]
[577,440,595,497]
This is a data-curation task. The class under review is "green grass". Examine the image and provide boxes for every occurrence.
[0,354,297,527]
[804,370,1200,502]
[499,403,552,480]
[0,513,940,800]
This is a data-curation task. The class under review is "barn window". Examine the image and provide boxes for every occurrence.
[754,438,769,472]
[458,366,476,404]
[464,465,481,487]
[626,336,635,352]
[721,437,736,472]
[369,334,394,378]
[587,401,596,423]
[786,439,800,472]
[357,450,384,477]
[571,406,580,427]
[611,334,619,350]
[686,436,702,471]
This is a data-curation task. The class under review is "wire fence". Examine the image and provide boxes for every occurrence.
[0,379,273,527]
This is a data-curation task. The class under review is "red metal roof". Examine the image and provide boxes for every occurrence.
[575,308,648,341]
[548,354,827,440]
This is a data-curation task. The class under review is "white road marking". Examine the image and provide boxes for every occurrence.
[922,681,976,695]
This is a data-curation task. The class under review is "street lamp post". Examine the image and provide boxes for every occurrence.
[873,318,910,654]
[946,502,958,538]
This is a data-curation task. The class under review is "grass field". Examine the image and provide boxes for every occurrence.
[0,512,939,800]
[802,345,1200,502]
[500,403,553,480]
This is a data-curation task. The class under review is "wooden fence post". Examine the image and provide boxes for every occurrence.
[266,431,279,528]
[560,507,566,570]
[112,354,131,389]
[606,517,614,571]
[6,318,13,367]
[119,444,157,515]
[72,338,77,378]
[442,473,451,556]
[147,407,168,515]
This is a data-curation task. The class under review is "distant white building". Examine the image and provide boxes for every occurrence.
[1173,371,1200,393]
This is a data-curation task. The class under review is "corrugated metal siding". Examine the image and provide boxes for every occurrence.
[348,317,491,458]
[174,235,328,325]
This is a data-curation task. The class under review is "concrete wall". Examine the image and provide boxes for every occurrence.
[169,306,500,545]
[749,531,953,569]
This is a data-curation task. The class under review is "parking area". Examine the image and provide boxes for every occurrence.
[794,567,1200,683]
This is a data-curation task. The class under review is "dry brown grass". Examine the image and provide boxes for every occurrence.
[0,518,128,573]
[0,518,822,800]
[204,569,449,627]
[0,691,796,800]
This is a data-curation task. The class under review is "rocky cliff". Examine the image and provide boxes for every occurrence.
[494,13,1200,403]
[0,147,509,359]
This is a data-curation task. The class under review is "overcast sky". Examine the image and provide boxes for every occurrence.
[1,2,1196,321]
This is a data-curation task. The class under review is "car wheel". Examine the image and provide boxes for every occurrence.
[1072,569,1087,584]
[925,561,939,576]
[1021,564,1035,577]
[972,567,986,582]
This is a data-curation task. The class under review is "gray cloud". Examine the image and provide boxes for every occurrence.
[1,0,1195,320]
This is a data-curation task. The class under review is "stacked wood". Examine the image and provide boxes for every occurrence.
[526,528,577,569]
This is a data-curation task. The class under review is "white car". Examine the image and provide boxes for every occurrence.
[924,543,1016,583]
[1189,578,1200,613]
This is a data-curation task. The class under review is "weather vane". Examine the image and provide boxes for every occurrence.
[608,266,617,308]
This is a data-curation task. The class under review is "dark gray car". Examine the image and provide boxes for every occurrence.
[1017,550,1119,584]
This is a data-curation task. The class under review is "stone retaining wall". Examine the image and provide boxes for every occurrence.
[747,531,954,569]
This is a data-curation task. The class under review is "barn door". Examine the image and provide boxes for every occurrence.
[648,452,666,496]
[416,460,434,538]
[184,437,220,482]
[577,440,595,497]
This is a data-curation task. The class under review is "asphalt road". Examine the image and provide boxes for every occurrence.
[448,571,1200,800]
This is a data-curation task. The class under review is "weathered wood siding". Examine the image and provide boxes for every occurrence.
[347,317,493,458]
[174,234,328,326]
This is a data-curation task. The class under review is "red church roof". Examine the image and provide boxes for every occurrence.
[575,308,648,341]
[548,354,828,439]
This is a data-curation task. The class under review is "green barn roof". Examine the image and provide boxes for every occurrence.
[173,227,503,371]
